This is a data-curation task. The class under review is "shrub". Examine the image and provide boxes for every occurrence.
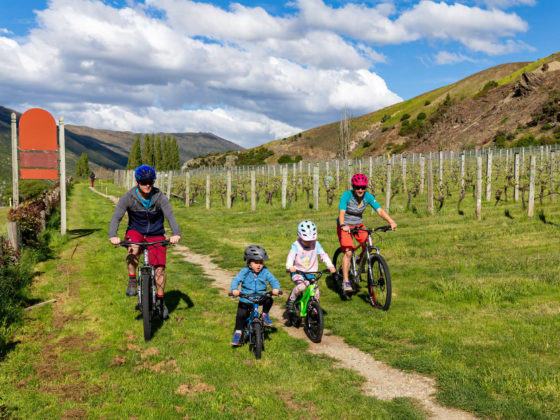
[424,100,431,106]
[400,113,410,121]
[278,154,293,164]
[494,131,507,148]
[295,155,303,163]
[363,141,372,148]
[416,112,427,121]
[475,81,498,98]
[381,114,390,123]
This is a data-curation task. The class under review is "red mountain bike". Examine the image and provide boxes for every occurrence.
[332,226,392,310]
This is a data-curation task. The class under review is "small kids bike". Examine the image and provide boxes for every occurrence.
[118,239,170,341]
[332,225,392,310]
[228,291,282,360]
[285,269,330,343]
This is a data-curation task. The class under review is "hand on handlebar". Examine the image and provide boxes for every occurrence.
[169,235,181,244]
[272,289,279,296]
[329,266,336,274]
[232,289,240,297]
[288,266,297,273]
[110,237,121,245]
[341,225,350,233]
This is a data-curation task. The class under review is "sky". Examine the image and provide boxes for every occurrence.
[0,0,558,148]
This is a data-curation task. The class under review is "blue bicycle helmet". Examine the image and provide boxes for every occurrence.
[135,165,156,181]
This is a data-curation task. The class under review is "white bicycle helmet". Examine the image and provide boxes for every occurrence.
[297,220,317,241]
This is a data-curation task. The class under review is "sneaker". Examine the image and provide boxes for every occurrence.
[126,278,137,297]
[262,313,272,327]
[342,281,353,292]
[157,298,169,320]
[231,331,242,346]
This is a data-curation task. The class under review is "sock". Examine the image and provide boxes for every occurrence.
[128,274,136,281]
[235,330,242,334]
[157,293,164,299]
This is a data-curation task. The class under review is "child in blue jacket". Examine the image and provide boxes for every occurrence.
[230,245,280,346]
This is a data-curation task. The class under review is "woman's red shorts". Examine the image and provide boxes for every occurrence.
[337,223,368,251]
[125,230,166,267]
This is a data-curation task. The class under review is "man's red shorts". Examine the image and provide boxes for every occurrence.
[337,223,368,251]
[125,230,166,267]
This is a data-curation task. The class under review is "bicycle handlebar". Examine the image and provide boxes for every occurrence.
[287,268,331,280]
[228,290,283,301]
[116,239,171,247]
[349,225,392,234]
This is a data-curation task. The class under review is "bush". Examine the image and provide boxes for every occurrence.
[416,112,427,121]
[400,113,410,121]
[424,100,431,106]
[475,81,498,98]
[278,154,293,164]
[494,131,507,148]
[363,141,372,148]
[381,114,390,123]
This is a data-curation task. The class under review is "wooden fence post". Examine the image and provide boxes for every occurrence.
[282,166,287,209]
[427,156,433,215]
[7,222,22,250]
[528,155,536,217]
[402,156,407,192]
[551,151,556,203]
[313,165,319,211]
[166,171,172,198]
[486,151,492,201]
[514,153,520,202]
[226,170,232,209]
[476,156,482,220]
[439,150,443,188]
[251,170,256,211]
[336,160,340,189]
[185,172,190,207]
[460,153,465,189]
[59,116,67,235]
[11,113,19,208]
[420,155,425,194]
[385,160,391,214]
[206,174,211,210]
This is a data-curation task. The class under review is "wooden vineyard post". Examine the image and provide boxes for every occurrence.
[385,160,391,214]
[427,156,433,215]
[313,165,319,211]
[550,151,556,203]
[369,156,373,180]
[336,160,340,189]
[420,154,425,194]
[251,170,256,211]
[166,171,172,198]
[486,151,492,201]
[528,155,536,217]
[460,153,465,190]
[11,113,18,208]
[7,222,22,250]
[476,156,482,220]
[402,156,407,193]
[293,163,297,188]
[206,175,211,210]
[347,160,352,190]
[514,153,520,202]
[185,172,190,207]
[282,166,287,209]
[226,170,232,209]
[439,150,443,188]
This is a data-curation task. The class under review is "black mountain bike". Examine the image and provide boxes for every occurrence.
[119,239,170,341]
[332,225,392,310]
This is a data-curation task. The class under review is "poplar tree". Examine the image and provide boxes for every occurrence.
[75,153,90,177]
[127,135,142,169]
[170,137,181,169]
[142,134,153,166]
[154,136,163,170]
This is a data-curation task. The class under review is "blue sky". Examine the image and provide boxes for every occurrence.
[0,0,558,148]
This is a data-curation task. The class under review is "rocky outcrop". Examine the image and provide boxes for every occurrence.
[513,72,544,97]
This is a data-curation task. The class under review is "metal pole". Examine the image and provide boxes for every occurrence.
[11,113,19,208]
[59,116,67,235]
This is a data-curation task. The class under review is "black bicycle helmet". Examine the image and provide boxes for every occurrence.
[135,165,157,181]
[243,245,269,261]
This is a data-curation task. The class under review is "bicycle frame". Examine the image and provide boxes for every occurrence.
[293,274,318,318]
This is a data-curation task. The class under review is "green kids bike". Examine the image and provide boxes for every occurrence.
[285,269,330,343]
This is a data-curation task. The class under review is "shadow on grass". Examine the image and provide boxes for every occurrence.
[538,210,558,226]
[505,209,514,219]
[68,228,101,239]
[324,273,350,301]
[0,340,21,363]
[165,290,194,314]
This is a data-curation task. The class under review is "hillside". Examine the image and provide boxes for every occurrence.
[0,106,243,176]
[188,51,560,167]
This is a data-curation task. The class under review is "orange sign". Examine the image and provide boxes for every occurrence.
[18,108,59,179]
[19,108,57,151]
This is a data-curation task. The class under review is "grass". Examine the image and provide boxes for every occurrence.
[0,181,424,419]
[116,159,560,419]
[0,206,8,236]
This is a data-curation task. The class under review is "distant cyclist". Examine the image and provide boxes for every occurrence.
[337,173,396,292]
[109,165,181,319]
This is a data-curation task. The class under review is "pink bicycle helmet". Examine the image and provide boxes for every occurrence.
[351,173,368,187]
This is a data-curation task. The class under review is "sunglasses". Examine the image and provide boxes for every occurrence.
[139,180,154,186]
[353,186,367,190]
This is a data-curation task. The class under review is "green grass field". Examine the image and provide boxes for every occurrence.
[0,207,8,237]
[1,177,559,418]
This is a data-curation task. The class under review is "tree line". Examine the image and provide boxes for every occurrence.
[126,134,181,170]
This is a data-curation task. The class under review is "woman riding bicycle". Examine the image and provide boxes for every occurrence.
[337,173,397,292]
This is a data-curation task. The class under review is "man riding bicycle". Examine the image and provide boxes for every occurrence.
[337,173,397,292]
[109,164,181,319]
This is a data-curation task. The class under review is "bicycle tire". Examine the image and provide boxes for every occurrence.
[141,272,152,341]
[367,254,392,311]
[304,300,324,343]
[252,321,263,360]
[332,247,344,292]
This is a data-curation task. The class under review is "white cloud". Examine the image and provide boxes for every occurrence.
[433,51,477,65]
[474,0,536,9]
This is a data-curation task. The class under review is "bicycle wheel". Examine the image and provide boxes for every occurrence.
[367,254,391,311]
[252,321,263,360]
[304,300,324,343]
[332,247,345,293]
[141,272,152,341]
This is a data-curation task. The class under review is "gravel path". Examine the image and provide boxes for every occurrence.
[93,186,477,419]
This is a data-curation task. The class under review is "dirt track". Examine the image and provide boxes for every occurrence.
[93,186,477,419]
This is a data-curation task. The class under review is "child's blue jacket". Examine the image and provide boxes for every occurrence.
[230,266,280,304]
